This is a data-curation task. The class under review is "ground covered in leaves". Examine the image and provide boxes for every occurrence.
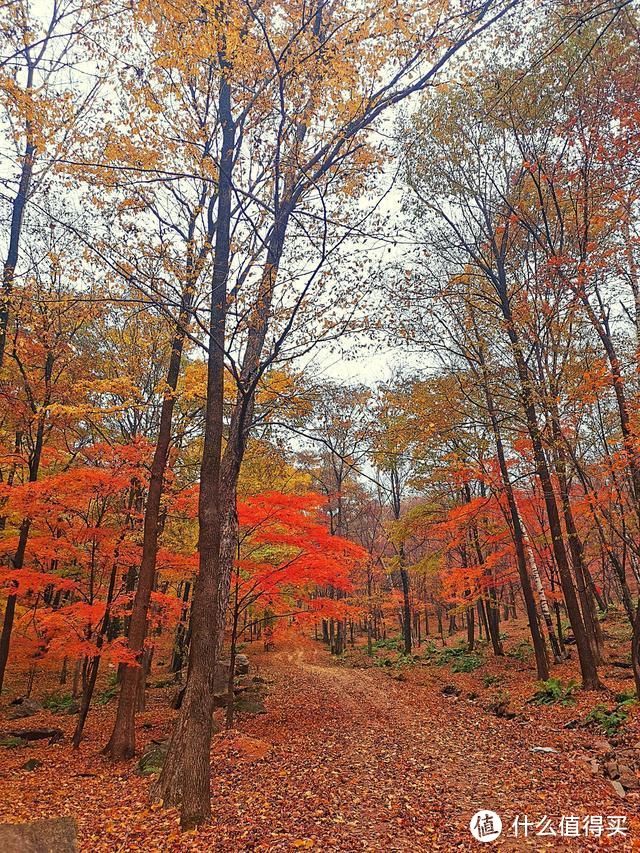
[1,622,640,850]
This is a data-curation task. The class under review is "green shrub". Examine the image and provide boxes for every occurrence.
[373,651,415,669]
[452,653,483,673]
[421,641,437,658]
[42,692,75,714]
[586,693,637,737]
[372,637,404,652]
[530,677,578,706]
[508,641,532,661]
[487,689,514,718]
[96,672,119,705]
[436,643,468,663]
[614,691,637,707]
[482,674,504,688]
[436,643,483,673]
[585,704,628,737]
[0,735,27,748]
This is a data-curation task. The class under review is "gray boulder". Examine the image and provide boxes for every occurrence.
[0,817,77,852]
[8,698,41,720]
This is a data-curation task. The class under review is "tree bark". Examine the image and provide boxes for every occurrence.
[104,274,197,760]
[0,65,35,369]
[152,72,235,829]
[496,288,600,688]
[472,330,550,675]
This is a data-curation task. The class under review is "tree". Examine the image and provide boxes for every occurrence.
[401,59,602,687]
[152,0,522,827]
[0,257,104,692]
[0,0,106,366]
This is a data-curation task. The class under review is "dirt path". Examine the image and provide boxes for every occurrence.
[211,638,637,850]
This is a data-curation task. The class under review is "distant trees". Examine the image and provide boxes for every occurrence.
[396,5,640,690]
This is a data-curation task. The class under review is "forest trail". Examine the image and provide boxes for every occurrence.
[1,636,637,851]
[217,637,635,851]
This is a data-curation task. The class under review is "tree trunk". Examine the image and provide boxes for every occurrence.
[468,505,504,658]
[497,291,600,688]
[225,573,240,730]
[152,74,235,829]
[72,537,123,748]
[104,276,196,760]
[467,605,475,651]
[399,562,412,655]
[0,78,35,369]
[519,515,562,662]
[550,415,604,664]
[473,340,548,676]
[0,378,50,694]
[171,581,192,673]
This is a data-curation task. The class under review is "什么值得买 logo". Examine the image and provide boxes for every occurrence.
[470,811,502,842]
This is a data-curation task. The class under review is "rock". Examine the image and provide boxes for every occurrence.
[234,654,250,675]
[591,738,613,754]
[213,660,231,692]
[530,747,559,754]
[213,692,229,708]
[137,740,168,775]
[610,779,626,798]
[8,698,41,720]
[252,675,273,685]
[604,671,629,681]
[604,760,620,779]
[615,747,637,762]
[21,759,42,772]
[0,817,77,852]
[441,685,461,697]
[234,691,267,715]
[577,754,601,774]
[150,677,176,689]
[617,764,640,790]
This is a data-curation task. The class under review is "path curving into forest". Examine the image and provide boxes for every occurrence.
[209,637,636,851]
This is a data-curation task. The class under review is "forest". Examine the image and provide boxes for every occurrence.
[1,0,640,849]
